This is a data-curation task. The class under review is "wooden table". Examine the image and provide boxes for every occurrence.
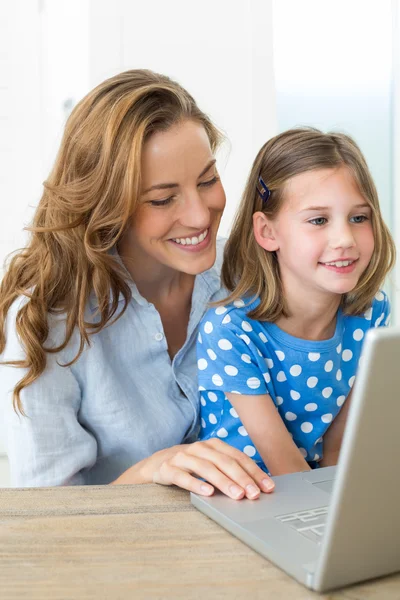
[0,485,399,600]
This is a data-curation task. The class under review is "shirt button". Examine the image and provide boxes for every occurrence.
[154,332,164,341]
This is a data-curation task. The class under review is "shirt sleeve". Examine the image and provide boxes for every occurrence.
[371,290,391,328]
[0,300,97,487]
[197,312,271,396]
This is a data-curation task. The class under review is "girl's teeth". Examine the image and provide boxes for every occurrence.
[173,229,208,246]
[325,260,353,267]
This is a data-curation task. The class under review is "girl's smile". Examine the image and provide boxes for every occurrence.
[318,257,359,274]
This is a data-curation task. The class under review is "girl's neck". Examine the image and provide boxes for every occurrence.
[275,293,341,341]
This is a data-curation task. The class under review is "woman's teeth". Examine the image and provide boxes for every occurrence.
[172,229,208,246]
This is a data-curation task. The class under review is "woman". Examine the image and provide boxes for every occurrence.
[0,69,274,499]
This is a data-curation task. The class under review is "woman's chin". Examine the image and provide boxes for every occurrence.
[173,247,217,276]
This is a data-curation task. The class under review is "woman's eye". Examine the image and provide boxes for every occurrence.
[309,217,327,226]
[199,176,219,188]
[148,197,174,207]
[350,215,368,223]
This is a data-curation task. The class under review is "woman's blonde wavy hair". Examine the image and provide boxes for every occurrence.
[221,127,395,321]
[0,69,223,414]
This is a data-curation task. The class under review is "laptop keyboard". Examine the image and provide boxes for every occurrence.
[276,506,329,544]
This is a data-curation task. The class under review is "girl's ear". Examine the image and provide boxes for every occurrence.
[253,211,280,251]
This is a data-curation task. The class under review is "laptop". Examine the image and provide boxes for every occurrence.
[191,325,400,592]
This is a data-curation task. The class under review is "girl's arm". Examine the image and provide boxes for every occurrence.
[226,392,311,475]
[320,390,352,467]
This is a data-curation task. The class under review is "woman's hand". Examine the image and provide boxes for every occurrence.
[111,438,275,499]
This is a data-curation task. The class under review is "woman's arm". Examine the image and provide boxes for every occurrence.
[3,356,97,487]
[2,322,275,495]
[1,301,97,487]
[226,392,311,475]
[111,437,275,499]
[4,353,275,496]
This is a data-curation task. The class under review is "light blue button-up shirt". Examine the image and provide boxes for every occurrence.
[1,240,226,487]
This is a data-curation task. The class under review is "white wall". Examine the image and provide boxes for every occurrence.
[0,3,43,274]
[0,0,90,277]
[0,2,42,456]
[39,1,90,179]
[393,0,400,323]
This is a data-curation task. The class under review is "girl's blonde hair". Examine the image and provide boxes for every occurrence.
[222,127,395,320]
[0,69,223,413]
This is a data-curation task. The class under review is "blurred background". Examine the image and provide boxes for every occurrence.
[0,0,399,480]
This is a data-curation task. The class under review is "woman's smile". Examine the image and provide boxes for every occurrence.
[169,228,210,251]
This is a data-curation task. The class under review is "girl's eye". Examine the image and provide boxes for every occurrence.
[148,197,174,207]
[199,175,219,188]
[309,217,327,226]
[350,215,368,223]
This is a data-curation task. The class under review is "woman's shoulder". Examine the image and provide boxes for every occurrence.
[1,295,76,359]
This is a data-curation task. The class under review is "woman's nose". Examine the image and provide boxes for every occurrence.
[178,190,210,230]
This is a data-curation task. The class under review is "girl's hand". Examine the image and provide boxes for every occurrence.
[111,438,275,500]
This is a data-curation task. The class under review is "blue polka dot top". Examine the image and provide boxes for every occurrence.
[197,291,390,471]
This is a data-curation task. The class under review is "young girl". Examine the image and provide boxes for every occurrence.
[197,128,395,475]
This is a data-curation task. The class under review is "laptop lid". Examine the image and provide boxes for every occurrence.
[314,325,400,591]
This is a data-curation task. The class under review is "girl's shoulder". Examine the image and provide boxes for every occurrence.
[201,295,259,330]
[362,289,390,327]
[343,290,391,331]
[368,290,391,326]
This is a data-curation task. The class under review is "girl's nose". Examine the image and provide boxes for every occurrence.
[329,223,356,250]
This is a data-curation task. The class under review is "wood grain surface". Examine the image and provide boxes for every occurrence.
[0,484,399,600]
